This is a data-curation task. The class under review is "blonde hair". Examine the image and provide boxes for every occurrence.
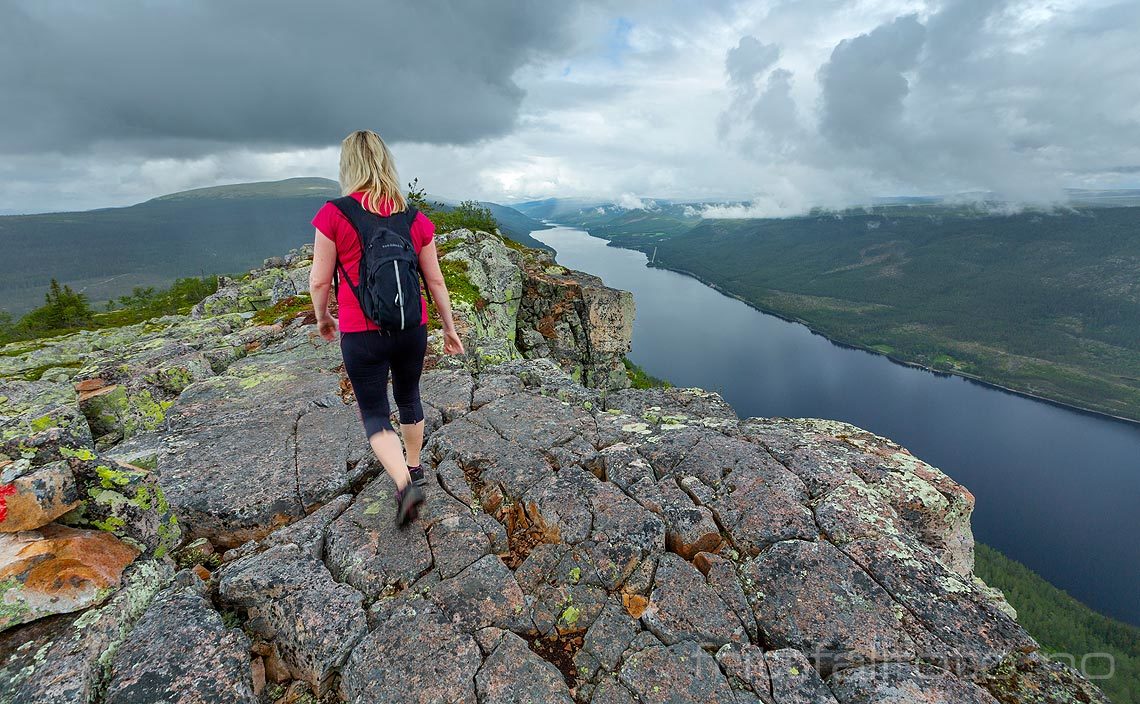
[338,130,407,214]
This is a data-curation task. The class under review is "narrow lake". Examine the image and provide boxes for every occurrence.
[532,223,1140,626]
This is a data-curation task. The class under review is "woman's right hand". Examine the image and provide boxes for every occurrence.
[443,328,465,355]
[317,314,339,342]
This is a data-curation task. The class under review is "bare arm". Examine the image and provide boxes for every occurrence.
[309,228,338,341]
[418,240,465,354]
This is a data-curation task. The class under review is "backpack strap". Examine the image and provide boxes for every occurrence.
[327,197,429,306]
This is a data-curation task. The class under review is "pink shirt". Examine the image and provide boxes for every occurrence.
[312,192,435,332]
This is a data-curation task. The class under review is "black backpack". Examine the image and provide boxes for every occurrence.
[329,196,430,331]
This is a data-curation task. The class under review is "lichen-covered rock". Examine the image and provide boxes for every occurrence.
[218,543,367,695]
[516,251,633,390]
[975,651,1112,704]
[829,662,1001,703]
[436,229,525,367]
[105,581,256,704]
[341,600,482,704]
[514,543,607,636]
[0,559,172,704]
[77,382,172,444]
[0,524,139,631]
[59,456,180,559]
[740,539,914,673]
[0,460,79,531]
[0,379,92,447]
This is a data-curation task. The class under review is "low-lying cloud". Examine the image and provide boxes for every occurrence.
[716,0,1140,215]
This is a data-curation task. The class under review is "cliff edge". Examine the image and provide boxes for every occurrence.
[0,229,1108,703]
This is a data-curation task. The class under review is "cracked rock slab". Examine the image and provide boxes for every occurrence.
[324,476,432,600]
[427,554,533,633]
[618,639,737,704]
[106,580,256,704]
[218,543,367,695]
[341,600,481,704]
[0,559,172,704]
[765,648,838,704]
[642,552,748,649]
[476,630,575,704]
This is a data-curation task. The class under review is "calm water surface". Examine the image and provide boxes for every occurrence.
[532,224,1140,626]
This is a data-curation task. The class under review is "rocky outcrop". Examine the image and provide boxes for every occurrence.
[437,227,634,389]
[0,230,1109,704]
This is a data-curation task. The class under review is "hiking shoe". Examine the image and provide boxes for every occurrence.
[395,483,424,528]
[408,465,427,488]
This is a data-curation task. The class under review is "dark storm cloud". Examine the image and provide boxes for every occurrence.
[0,0,578,156]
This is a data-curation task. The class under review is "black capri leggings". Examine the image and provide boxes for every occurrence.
[339,325,428,438]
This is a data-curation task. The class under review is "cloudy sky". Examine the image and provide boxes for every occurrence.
[2,0,1138,215]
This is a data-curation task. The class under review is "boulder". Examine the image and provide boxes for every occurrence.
[0,379,92,448]
[0,524,139,631]
[0,460,80,531]
[59,456,180,559]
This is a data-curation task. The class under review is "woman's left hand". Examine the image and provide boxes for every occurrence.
[317,315,339,341]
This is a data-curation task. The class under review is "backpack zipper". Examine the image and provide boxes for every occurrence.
[394,260,405,329]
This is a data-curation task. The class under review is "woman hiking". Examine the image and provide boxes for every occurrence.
[308,129,465,527]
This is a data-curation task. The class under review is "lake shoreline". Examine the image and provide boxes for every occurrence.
[564,226,1140,429]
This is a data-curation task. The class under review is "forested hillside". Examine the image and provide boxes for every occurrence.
[975,544,1140,703]
[0,178,338,315]
[563,204,1140,422]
